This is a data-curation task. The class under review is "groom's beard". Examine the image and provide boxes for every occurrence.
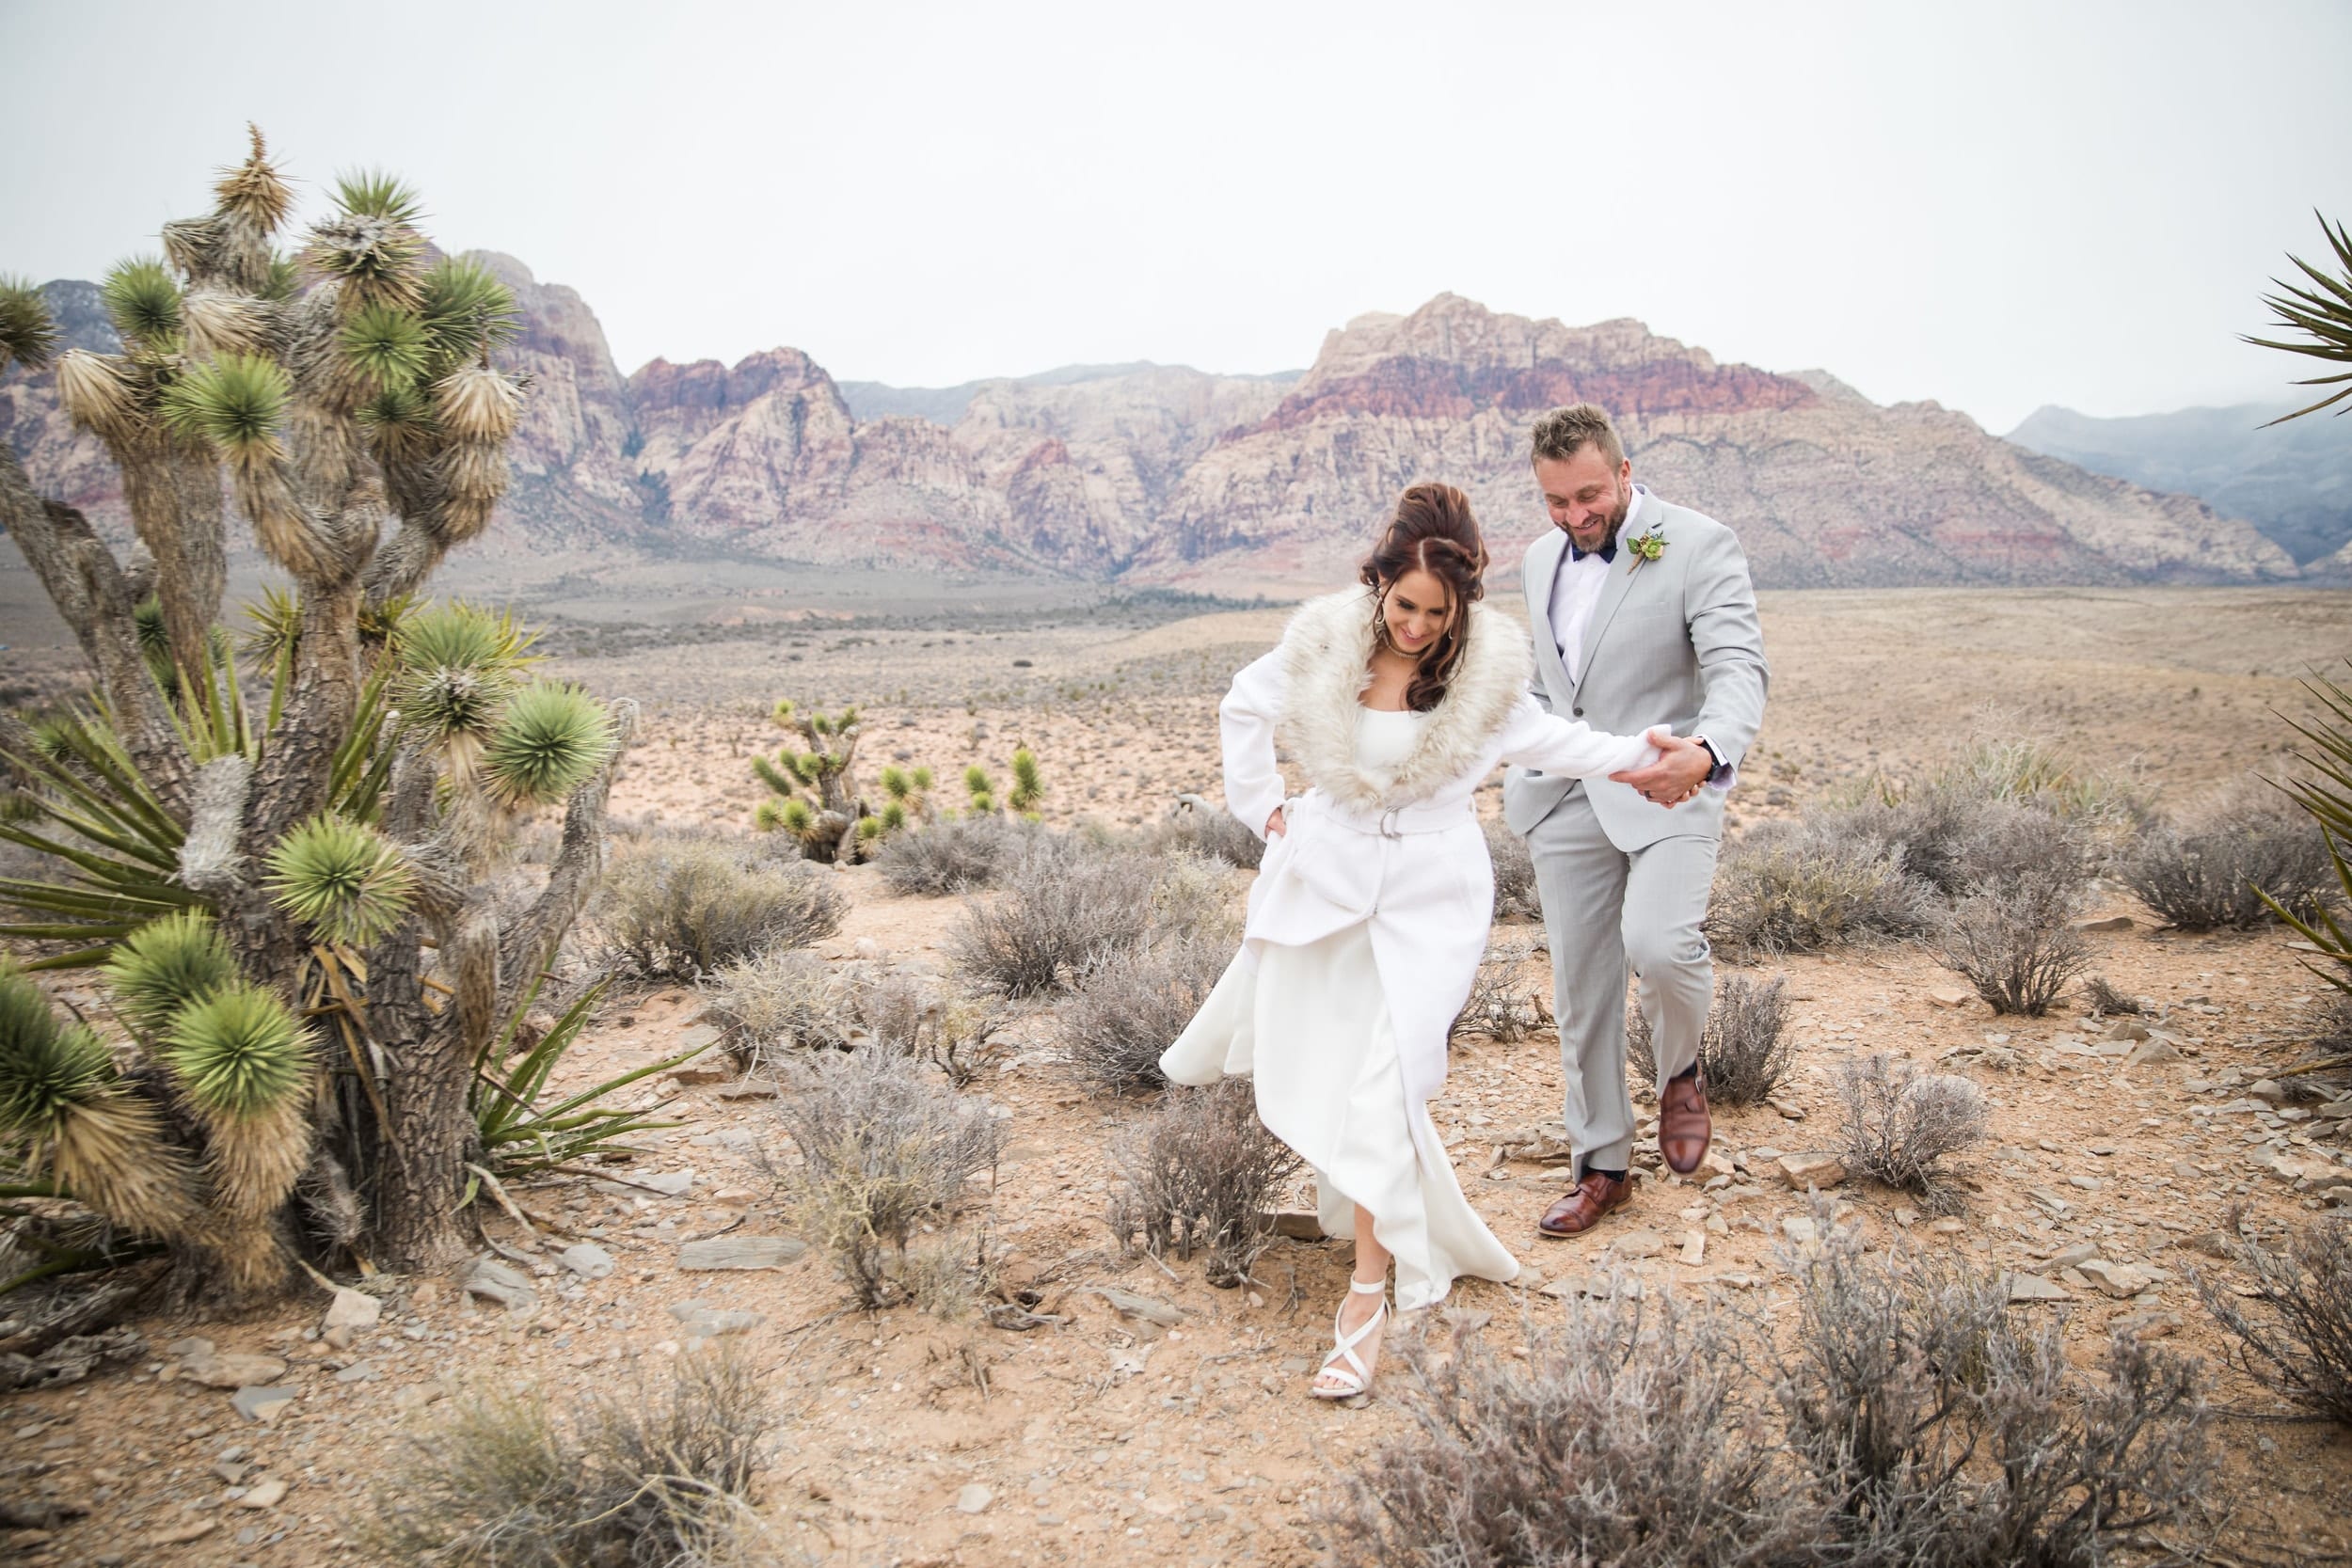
[1565,486,1634,553]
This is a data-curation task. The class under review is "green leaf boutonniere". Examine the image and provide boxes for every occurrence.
[1626,527,1667,573]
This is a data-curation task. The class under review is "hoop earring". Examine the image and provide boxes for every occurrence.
[1371,594,1398,654]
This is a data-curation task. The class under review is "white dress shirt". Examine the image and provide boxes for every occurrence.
[1549,483,1646,684]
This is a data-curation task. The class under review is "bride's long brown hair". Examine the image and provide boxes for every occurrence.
[1359,483,1489,713]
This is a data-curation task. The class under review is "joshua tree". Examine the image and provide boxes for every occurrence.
[2249,211,2352,425]
[0,132,629,1305]
[753,698,869,862]
[961,747,1043,817]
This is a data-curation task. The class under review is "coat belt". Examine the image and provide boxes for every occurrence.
[1308,794,1474,839]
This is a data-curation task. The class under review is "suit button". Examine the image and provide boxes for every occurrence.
[1572,706,1583,717]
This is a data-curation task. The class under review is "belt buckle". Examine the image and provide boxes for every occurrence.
[1377,806,1403,839]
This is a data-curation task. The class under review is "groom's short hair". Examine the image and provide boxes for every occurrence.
[1530,404,1625,469]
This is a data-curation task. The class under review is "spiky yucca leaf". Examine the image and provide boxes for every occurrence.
[54,349,146,440]
[880,800,907,832]
[969,791,995,815]
[213,124,293,230]
[258,252,301,303]
[772,698,796,724]
[395,600,536,676]
[335,170,423,225]
[163,982,311,1118]
[159,352,289,465]
[752,754,798,798]
[133,596,170,662]
[1009,747,1043,811]
[100,257,183,345]
[0,277,57,372]
[358,381,436,459]
[303,214,424,312]
[236,586,300,671]
[856,815,884,843]
[777,798,818,841]
[880,765,911,800]
[0,965,199,1234]
[419,257,519,362]
[753,798,787,832]
[340,303,432,393]
[965,764,993,799]
[482,683,612,808]
[2249,211,2352,425]
[912,765,934,792]
[180,287,268,356]
[103,910,239,1038]
[263,814,416,946]
[433,363,522,442]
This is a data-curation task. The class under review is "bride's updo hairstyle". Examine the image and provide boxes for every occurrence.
[1359,482,1489,713]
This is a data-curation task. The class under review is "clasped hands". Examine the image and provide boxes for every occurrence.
[1609,728,1710,807]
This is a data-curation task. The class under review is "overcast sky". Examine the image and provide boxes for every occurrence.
[4,1,2348,434]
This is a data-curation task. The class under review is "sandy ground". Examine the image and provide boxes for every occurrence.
[6,584,2352,1566]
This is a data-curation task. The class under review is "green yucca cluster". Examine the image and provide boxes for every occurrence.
[752,697,879,862]
[962,747,1045,818]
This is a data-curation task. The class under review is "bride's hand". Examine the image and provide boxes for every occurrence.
[1265,807,1287,839]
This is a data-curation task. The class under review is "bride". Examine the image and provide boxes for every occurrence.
[1160,483,1672,1400]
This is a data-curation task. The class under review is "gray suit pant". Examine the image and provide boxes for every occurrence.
[1526,788,1720,1183]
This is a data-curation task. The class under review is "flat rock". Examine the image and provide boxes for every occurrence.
[677,1236,805,1272]
[1777,1152,1847,1190]
[1678,1229,1707,1265]
[149,1519,219,1545]
[1929,988,1973,1009]
[1768,1099,1808,1119]
[236,1477,288,1509]
[185,1352,287,1388]
[1087,1287,1185,1327]
[2105,1019,2152,1041]
[956,1482,993,1514]
[464,1258,538,1309]
[2047,1242,2101,1269]
[716,1079,780,1100]
[666,1063,732,1086]
[559,1243,617,1279]
[2077,1259,2153,1298]
[2125,1037,2182,1067]
[393,1381,448,1412]
[1269,1210,1324,1241]
[2007,1273,2072,1302]
[333,1360,376,1384]
[2248,1079,2288,1105]
[1608,1229,1665,1260]
[230,1385,297,1423]
[323,1288,380,1334]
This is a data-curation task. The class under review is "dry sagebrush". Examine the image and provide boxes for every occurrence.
[1057,931,1230,1096]
[1836,1053,1987,1208]
[950,836,1232,997]
[2119,776,2340,931]
[597,833,845,979]
[1106,1078,1299,1288]
[1629,973,1796,1105]
[369,1349,775,1568]
[2195,1216,2352,1428]
[1450,937,1549,1043]
[1933,876,2089,1016]
[873,812,1038,895]
[1775,1216,2211,1568]
[1707,819,1936,958]
[765,1045,1001,1309]
[1327,1282,1809,1568]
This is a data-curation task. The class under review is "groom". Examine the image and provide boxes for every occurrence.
[1502,404,1768,1237]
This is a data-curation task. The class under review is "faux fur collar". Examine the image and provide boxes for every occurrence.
[1275,587,1533,813]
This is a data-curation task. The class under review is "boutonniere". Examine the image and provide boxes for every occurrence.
[1626,527,1667,573]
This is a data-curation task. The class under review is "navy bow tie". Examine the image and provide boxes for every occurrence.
[1571,540,1616,563]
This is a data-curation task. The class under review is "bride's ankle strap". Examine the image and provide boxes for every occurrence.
[1348,1277,1388,1294]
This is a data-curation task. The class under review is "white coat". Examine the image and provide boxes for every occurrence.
[1168,586,1662,1117]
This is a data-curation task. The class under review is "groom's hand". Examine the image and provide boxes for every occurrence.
[1610,735,1712,806]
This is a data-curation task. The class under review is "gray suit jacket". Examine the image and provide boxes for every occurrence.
[1501,490,1769,850]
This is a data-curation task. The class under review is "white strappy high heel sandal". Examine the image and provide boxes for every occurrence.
[1311,1276,1390,1400]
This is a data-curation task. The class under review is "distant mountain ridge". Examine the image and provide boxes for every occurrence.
[2006,402,2352,573]
[0,259,2302,593]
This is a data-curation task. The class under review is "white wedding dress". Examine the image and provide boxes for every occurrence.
[1161,706,1520,1311]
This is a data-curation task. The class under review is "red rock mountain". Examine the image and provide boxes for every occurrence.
[3,261,2297,593]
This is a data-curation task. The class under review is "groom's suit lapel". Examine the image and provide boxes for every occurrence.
[1571,492,1654,696]
[1524,530,1575,708]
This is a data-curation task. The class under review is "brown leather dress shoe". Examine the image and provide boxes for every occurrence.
[1660,1070,1711,1175]
[1538,1171,1631,1237]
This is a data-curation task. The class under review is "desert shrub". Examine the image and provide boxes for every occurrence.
[1483,816,1539,919]
[1946,799,2094,898]
[705,949,851,1066]
[1933,875,2089,1016]
[1106,1078,1300,1287]
[1143,799,1263,870]
[2194,1218,2352,1428]
[2118,776,2339,930]
[1835,736,2146,896]
[1057,932,1231,1096]
[950,836,1230,997]
[1450,936,1548,1042]
[873,812,1038,895]
[1708,819,1935,957]
[598,834,845,979]
[1835,1054,1986,1208]
[1327,1280,1809,1568]
[1776,1217,2210,1568]
[369,1348,773,1568]
[1629,974,1795,1105]
[766,1045,1001,1308]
